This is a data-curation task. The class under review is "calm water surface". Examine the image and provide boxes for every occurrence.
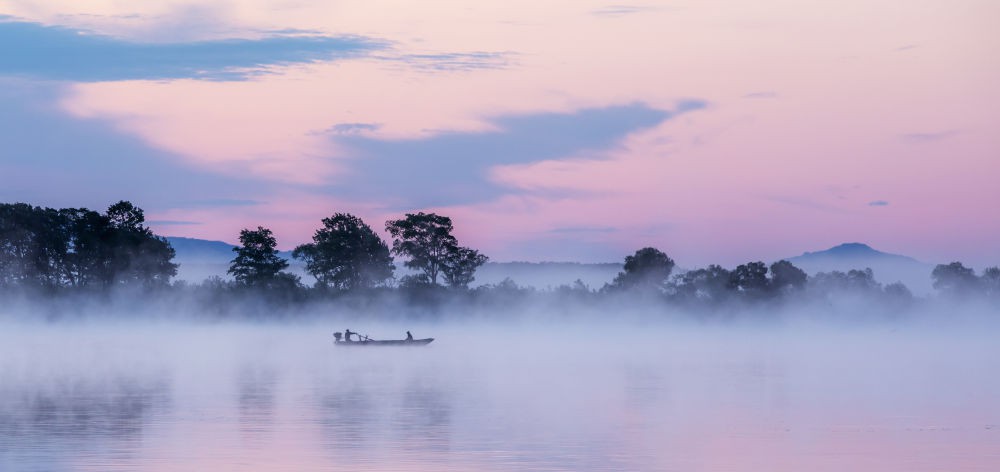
[1,321,997,471]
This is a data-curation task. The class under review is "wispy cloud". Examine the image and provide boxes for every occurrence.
[900,130,959,143]
[312,123,382,136]
[868,200,889,207]
[332,101,706,208]
[374,51,511,72]
[0,16,384,81]
[591,5,656,17]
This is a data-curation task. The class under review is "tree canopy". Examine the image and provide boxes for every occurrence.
[228,226,295,288]
[385,212,488,288]
[610,247,675,291]
[0,201,176,289]
[932,261,979,295]
[293,213,394,289]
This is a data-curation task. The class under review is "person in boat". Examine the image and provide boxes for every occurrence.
[406,331,413,341]
[344,329,355,342]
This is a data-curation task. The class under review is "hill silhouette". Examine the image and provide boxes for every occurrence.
[785,243,932,294]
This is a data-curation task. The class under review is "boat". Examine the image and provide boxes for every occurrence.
[334,338,434,346]
[333,331,433,346]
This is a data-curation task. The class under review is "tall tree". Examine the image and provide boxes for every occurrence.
[0,203,70,288]
[982,267,1000,298]
[931,262,978,295]
[769,260,807,292]
[229,226,291,287]
[673,264,731,302]
[0,201,176,288]
[293,213,394,289]
[442,246,488,289]
[611,247,675,291]
[103,201,177,287]
[728,261,770,297]
[385,212,457,285]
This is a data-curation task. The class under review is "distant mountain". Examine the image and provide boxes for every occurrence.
[166,236,294,262]
[789,242,919,264]
[785,243,933,294]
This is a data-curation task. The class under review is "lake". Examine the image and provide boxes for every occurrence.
[1,319,997,471]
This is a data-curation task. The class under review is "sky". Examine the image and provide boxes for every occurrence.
[0,1,997,266]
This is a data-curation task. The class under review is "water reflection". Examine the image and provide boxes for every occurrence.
[393,381,451,453]
[0,324,997,471]
[0,371,170,470]
[237,364,276,443]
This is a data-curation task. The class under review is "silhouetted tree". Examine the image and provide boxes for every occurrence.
[293,213,394,290]
[931,262,978,295]
[610,247,675,291]
[808,268,883,299]
[442,246,488,288]
[0,201,175,289]
[846,268,880,291]
[883,281,914,304]
[728,261,769,298]
[769,260,807,292]
[385,213,455,285]
[982,267,1000,298]
[385,212,487,287]
[60,208,110,287]
[103,201,177,287]
[0,203,70,288]
[229,226,295,288]
[672,264,731,303]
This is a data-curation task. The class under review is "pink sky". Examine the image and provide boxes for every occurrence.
[1,0,997,265]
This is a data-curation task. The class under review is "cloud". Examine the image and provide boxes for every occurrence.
[0,17,383,81]
[374,51,511,72]
[900,130,959,143]
[331,101,706,208]
[591,5,656,17]
[0,79,270,211]
[868,200,889,207]
[314,123,382,136]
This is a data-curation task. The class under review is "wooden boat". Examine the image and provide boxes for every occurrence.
[334,338,434,346]
[333,331,433,346]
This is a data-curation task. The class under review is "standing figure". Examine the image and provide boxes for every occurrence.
[406,331,413,340]
[344,329,355,342]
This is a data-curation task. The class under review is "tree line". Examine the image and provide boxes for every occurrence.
[226,212,488,291]
[2,201,997,311]
[603,246,999,306]
[0,202,176,290]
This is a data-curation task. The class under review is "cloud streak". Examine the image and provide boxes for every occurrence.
[374,51,511,72]
[0,17,383,81]
[332,101,705,208]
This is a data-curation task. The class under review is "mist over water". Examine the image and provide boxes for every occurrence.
[2,312,998,471]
